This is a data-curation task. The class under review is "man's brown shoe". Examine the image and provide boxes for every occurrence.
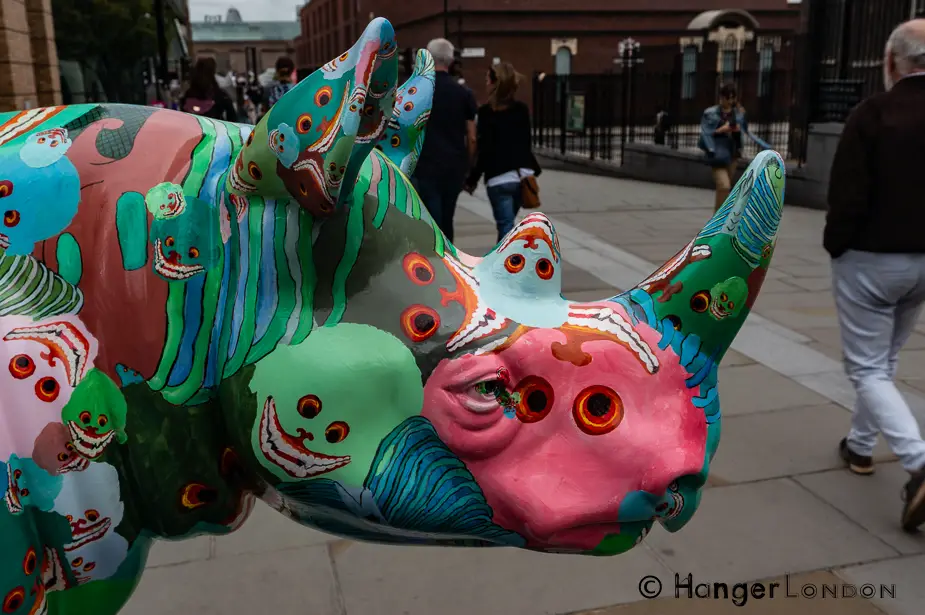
[839,438,874,475]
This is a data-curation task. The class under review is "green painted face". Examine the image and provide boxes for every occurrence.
[144,182,186,220]
[61,368,128,460]
[703,276,749,321]
[248,323,424,487]
[3,455,62,514]
[149,197,220,281]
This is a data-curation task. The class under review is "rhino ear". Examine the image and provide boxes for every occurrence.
[379,49,435,177]
[627,150,785,362]
[225,17,397,217]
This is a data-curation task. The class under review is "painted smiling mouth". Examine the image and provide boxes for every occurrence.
[65,517,112,552]
[42,546,67,592]
[153,239,205,280]
[0,232,9,250]
[60,454,89,474]
[2,320,91,387]
[709,301,727,320]
[29,579,47,615]
[258,396,350,478]
[292,158,335,205]
[66,421,113,460]
[565,306,660,374]
[4,470,22,514]
[229,159,257,193]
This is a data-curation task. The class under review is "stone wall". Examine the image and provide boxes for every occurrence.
[0,0,61,111]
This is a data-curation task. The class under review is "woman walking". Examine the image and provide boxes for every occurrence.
[698,82,770,212]
[465,62,541,242]
[180,57,237,122]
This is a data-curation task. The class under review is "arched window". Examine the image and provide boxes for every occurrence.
[720,34,738,84]
[554,46,572,75]
[682,45,698,99]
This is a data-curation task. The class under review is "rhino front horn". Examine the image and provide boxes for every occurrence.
[623,149,785,362]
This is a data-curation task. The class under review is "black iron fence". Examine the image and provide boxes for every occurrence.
[533,63,804,166]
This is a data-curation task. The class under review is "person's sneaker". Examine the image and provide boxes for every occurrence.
[839,438,874,475]
[901,470,925,533]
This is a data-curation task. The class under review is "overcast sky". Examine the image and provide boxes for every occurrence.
[189,0,304,21]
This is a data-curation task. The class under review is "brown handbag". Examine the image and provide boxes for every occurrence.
[519,171,541,209]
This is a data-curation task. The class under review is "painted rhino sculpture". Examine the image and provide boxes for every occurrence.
[0,17,786,615]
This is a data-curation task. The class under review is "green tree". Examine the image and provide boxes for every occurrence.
[52,0,167,102]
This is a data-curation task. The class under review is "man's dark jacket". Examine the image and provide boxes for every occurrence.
[824,74,925,258]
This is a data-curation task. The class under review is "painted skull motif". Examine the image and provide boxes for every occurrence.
[690,276,750,321]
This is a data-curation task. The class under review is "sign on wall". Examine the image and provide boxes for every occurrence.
[461,48,486,58]
[566,93,585,132]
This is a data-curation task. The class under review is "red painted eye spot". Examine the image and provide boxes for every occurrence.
[408,86,418,95]
[402,252,435,285]
[573,385,624,436]
[690,290,711,313]
[34,377,60,403]
[400,305,440,342]
[314,86,333,107]
[513,376,554,423]
[247,161,263,181]
[246,131,255,146]
[297,394,322,419]
[390,134,401,148]
[324,421,349,443]
[403,101,414,112]
[22,547,36,576]
[3,209,19,227]
[535,258,554,280]
[3,587,25,613]
[85,509,99,522]
[9,354,35,380]
[296,114,313,133]
[504,254,525,274]
[179,483,218,510]
[0,180,13,198]
[79,410,92,425]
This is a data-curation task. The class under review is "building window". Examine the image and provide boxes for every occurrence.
[757,45,773,97]
[682,45,697,99]
[719,34,739,85]
[554,46,572,75]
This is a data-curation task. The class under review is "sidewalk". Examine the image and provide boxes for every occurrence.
[122,170,925,615]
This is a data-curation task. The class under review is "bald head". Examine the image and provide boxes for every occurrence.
[884,19,925,90]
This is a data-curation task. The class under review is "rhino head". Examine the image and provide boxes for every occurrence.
[203,19,787,555]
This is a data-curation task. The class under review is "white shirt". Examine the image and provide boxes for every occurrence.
[486,168,534,188]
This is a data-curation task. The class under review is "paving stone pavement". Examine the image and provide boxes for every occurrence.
[121,170,925,615]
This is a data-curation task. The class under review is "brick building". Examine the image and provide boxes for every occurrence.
[0,0,61,111]
[297,0,803,106]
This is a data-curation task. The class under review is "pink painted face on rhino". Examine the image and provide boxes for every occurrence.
[0,315,98,460]
[422,311,707,551]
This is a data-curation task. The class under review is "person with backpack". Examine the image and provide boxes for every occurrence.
[180,57,237,121]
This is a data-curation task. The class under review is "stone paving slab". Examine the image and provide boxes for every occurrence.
[122,544,342,615]
[717,364,830,416]
[572,571,890,615]
[643,479,898,585]
[212,499,332,558]
[332,541,671,615]
[796,464,925,556]
[710,404,895,484]
[837,554,925,615]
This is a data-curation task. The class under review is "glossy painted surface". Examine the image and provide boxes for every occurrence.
[0,18,786,614]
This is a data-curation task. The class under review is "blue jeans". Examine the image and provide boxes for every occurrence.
[832,250,925,472]
[487,181,523,243]
[411,174,464,243]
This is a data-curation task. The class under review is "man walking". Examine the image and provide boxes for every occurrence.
[825,18,925,532]
[411,38,478,242]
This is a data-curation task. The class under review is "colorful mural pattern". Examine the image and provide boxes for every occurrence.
[0,17,786,615]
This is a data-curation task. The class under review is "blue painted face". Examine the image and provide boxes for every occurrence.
[19,128,73,168]
[2,455,63,515]
[0,150,81,256]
